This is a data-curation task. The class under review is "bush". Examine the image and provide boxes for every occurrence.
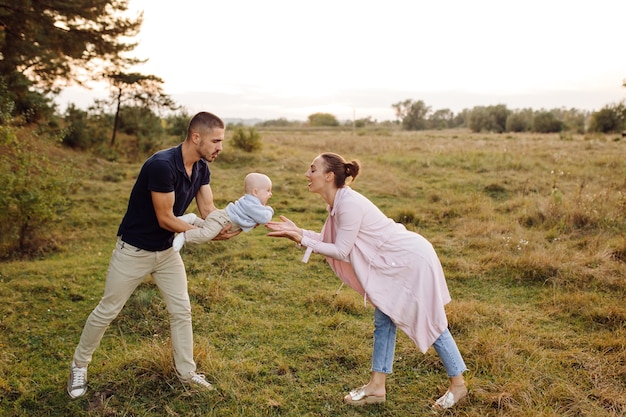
[62,104,95,149]
[231,127,262,152]
[588,103,625,133]
[118,106,163,138]
[308,112,339,127]
[256,118,300,128]
[505,109,533,132]
[0,78,14,125]
[0,125,74,258]
[533,111,563,133]
[468,104,510,133]
[165,110,191,139]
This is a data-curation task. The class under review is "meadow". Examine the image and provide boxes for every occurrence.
[0,128,624,416]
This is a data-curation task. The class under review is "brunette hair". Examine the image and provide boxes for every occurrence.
[320,152,360,188]
[187,111,225,138]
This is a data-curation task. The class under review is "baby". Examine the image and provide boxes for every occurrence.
[174,172,274,251]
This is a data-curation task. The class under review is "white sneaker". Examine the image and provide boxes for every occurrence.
[182,372,214,391]
[172,232,186,252]
[67,362,88,399]
[179,213,198,224]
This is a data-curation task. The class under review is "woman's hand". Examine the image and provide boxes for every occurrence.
[266,215,302,243]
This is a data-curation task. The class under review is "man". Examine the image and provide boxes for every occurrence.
[68,111,239,399]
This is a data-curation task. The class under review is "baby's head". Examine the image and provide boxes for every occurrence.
[244,173,272,205]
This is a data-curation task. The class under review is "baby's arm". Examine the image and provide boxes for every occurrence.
[251,205,275,226]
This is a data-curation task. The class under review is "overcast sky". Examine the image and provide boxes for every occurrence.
[57,0,626,121]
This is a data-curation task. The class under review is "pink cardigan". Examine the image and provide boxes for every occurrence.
[300,186,451,353]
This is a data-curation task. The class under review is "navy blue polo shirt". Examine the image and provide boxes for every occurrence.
[117,144,211,251]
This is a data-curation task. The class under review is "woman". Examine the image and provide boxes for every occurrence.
[266,153,468,410]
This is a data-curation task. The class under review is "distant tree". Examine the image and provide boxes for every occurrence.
[533,111,563,133]
[392,99,411,121]
[62,104,93,149]
[450,109,470,128]
[489,104,510,133]
[544,107,587,134]
[468,104,510,133]
[107,72,177,145]
[256,118,300,128]
[468,107,488,132]
[392,99,431,130]
[115,106,160,136]
[308,112,339,127]
[165,110,192,138]
[429,108,454,129]
[588,103,625,133]
[558,108,587,134]
[505,109,533,132]
[342,116,377,129]
[116,106,164,154]
[0,0,142,121]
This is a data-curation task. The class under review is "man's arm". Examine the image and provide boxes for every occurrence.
[152,191,194,233]
[195,183,216,219]
[195,183,241,240]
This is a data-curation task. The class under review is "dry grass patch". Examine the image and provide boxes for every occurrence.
[1,129,624,416]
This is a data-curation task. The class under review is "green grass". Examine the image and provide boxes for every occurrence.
[0,129,624,416]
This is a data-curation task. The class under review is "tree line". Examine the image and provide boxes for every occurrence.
[2,0,625,145]
[261,99,626,135]
[389,99,625,134]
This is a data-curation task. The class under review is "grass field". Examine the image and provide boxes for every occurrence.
[0,128,624,416]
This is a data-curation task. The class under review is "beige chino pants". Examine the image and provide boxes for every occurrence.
[73,238,196,380]
[184,209,241,245]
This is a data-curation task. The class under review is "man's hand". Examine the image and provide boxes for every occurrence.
[212,223,241,241]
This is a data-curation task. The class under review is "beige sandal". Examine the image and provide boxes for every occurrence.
[343,386,386,406]
[433,385,468,410]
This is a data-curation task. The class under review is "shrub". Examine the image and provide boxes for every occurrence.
[533,111,563,133]
[256,118,299,127]
[505,109,533,132]
[165,110,191,139]
[307,112,339,127]
[468,104,510,133]
[588,103,625,133]
[118,106,163,138]
[62,104,94,149]
[231,127,262,152]
[0,106,74,257]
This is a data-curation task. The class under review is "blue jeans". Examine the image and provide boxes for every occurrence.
[371,308,467,377]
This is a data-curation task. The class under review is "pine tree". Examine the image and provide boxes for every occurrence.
[0,0,142,120]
